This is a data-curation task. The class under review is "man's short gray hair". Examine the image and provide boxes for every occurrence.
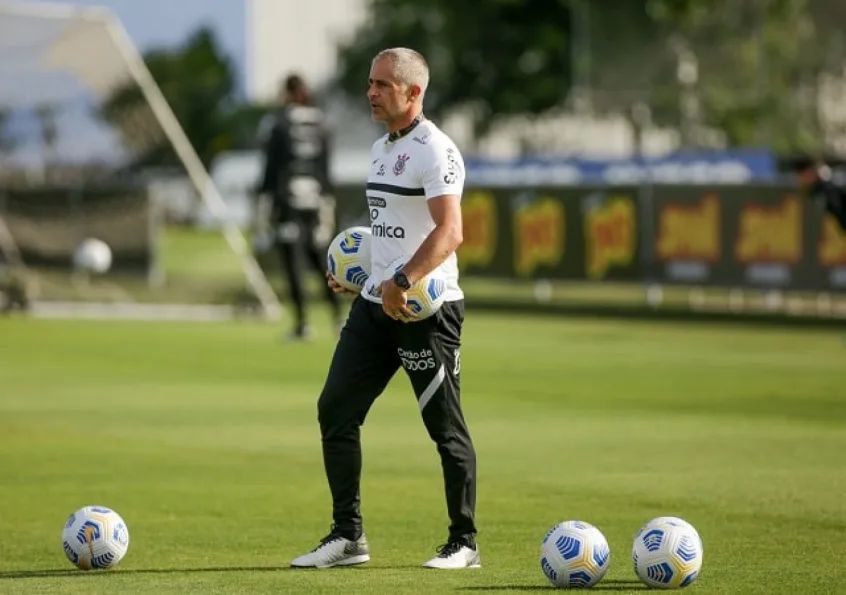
[373,47,429,99]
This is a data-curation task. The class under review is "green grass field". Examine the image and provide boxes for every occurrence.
[1,309,845,594]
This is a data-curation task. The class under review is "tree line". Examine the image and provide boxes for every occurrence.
[4,0,841,169]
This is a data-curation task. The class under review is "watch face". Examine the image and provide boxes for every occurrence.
[394,273,410,289]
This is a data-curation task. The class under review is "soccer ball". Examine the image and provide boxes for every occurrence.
[632,516,703,589]
[540,520,611,588]
[62,505,130,570]
[73,238,112,274]
[638,516,703,551]
[382,256,447,320]
[327,226,372,292]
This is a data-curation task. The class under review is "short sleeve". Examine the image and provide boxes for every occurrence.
[420,142,465,200]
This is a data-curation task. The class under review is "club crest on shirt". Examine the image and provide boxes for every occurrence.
[393,153,410,176]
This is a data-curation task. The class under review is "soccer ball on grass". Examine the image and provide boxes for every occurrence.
[62,505,130,570]
[73,238,112,275]
[539,520,611,588]
[632,516,703,589]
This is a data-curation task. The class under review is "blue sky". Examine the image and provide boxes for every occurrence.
[3,0,247,164]
[26,0,247,92]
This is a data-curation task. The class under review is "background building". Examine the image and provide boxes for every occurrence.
[244,0,369,103]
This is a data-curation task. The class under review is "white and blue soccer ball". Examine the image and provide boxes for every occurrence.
[638,516,703,551]
[327,226,372,292]
[61,505,130,570]
[540,520,611,589]
[632,516,703,589]
[382,255,447,321]
[73,238,112,274]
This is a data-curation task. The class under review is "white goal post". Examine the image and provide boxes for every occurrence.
[0,0,282,321]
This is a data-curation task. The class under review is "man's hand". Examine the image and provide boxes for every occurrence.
[326,271,357,296]
[379,279,417,322]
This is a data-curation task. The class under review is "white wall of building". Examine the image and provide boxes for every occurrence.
[245,0,369,103]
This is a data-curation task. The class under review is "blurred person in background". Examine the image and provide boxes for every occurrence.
[256,74,342,340]
[795,157,846,345]
[795,157,846,231]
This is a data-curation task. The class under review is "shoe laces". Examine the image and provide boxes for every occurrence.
[311,525,345,551]
[435,541,466,558]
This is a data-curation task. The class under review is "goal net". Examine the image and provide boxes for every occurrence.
[0,1,282,320]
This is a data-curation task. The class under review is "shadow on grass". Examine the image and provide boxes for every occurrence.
[0,566,303,579]
[457,579,646,592]
[0,563,443,580]
[2,569,647,591]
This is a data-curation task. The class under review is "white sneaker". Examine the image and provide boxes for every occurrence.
[290,530,370,569]
[423,542,481,569]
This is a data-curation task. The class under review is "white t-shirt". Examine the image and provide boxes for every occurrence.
[361,119,465,304]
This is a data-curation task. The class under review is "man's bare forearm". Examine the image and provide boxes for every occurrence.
[401,223,463,284]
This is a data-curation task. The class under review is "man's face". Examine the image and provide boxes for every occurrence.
[367,58,415,124]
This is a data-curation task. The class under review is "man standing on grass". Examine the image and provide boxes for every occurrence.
[290,47,480,570]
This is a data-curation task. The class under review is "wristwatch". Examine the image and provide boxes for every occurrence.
[392,271,411,290]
